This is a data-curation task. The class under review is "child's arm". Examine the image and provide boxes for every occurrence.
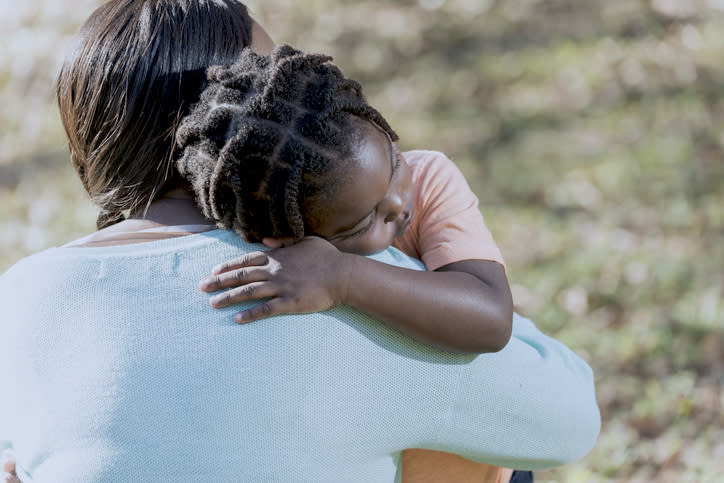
[346,253,512,353]
[200,236,512,354]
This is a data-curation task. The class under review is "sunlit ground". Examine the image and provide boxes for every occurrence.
[2,1,722,481]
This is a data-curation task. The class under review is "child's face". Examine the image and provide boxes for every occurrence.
[307,124,414,255]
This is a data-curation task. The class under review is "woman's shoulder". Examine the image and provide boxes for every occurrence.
[1,247,62,278]
[0,229,236,282]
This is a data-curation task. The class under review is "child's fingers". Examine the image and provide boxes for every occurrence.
[211,252,268,275]
[234,298,292,324]
[201,266,272,292]
[209,282,278,308]
[1,451,15,475]
[1,455,19,483]
[3,472,21,483]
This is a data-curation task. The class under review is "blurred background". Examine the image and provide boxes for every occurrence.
[1,0,722,481]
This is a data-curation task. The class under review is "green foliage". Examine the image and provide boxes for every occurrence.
[1,1,722,481]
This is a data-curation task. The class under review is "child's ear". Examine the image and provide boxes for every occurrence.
[262,237,298,248]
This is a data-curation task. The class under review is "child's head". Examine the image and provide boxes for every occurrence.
[176,45,414,255]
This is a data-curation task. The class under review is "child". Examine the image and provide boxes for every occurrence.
[180,44,513,355]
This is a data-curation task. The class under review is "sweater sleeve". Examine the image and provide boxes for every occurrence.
[0,272,17,476]
[429,313,600,470]
[1,271,10,447]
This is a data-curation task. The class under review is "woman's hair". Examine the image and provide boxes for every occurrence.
[175,44,398,242]
[57,0,253,229]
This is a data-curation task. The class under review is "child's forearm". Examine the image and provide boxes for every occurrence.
[341,255,513,354]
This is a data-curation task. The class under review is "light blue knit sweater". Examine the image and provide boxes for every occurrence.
[1,229,599,482]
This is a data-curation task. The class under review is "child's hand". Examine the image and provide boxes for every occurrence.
[2,450,21,482]
[199,237,353,323]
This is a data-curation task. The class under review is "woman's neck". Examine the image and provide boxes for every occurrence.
[64,188,216,247]
[128,187,213,227]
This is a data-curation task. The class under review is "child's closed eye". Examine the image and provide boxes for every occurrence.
[350,214,375,237]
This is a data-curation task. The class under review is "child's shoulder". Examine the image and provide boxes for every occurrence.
[402,150,462,181]
[402,149,449,166]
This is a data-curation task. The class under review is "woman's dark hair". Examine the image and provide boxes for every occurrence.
[175,44,398,242]
[57,0,253,229]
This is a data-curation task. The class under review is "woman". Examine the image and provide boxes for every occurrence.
[0,1,599,481]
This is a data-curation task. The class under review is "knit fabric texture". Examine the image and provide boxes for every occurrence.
[1,230,599,482]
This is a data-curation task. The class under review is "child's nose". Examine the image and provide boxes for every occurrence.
[383,194,405,223]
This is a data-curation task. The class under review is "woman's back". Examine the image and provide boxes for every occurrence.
[1,231,599,482]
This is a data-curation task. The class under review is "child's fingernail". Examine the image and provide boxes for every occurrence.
[234,313,244,324]
[199,279,209,290]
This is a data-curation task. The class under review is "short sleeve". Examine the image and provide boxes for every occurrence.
[394,151,505,271]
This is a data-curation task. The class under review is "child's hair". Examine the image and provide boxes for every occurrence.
[57,0,254,229]
[175,44,398,242]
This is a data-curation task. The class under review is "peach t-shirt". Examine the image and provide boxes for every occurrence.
[392,150,505,271]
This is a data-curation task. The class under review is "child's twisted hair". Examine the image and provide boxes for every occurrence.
[175,44,398,242]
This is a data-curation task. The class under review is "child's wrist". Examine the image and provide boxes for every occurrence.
[335,252,358,306]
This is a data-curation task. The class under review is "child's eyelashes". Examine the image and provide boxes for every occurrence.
[330,211,376,242]
[350,214,375,237]
[340,211,376,239]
